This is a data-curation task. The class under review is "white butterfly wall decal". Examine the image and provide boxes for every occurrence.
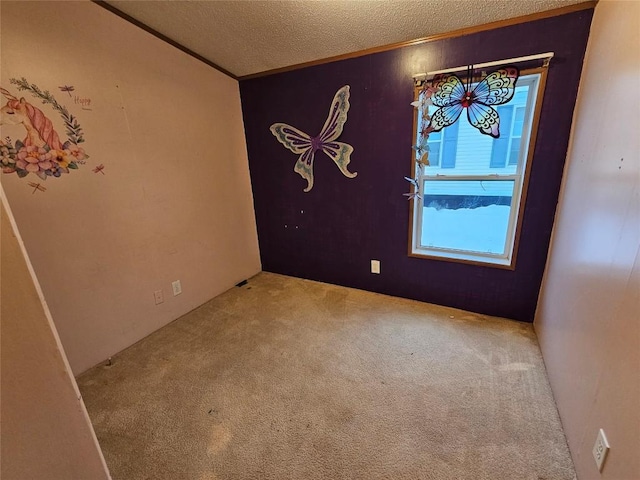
[270,85,356,192]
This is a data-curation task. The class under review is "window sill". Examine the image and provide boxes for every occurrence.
[409,248,516,270]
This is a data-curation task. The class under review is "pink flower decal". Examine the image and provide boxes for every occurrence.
[68,144,87,164]
[16,146,53,179]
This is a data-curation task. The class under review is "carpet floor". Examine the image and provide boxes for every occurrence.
[77,272,575,480]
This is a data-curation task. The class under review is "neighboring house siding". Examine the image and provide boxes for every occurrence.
[422,88,529,198]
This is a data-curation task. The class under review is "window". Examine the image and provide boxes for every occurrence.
[409,72,545,268]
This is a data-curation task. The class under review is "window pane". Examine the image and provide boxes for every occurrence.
[429,130,442,141]
[508,137,521,165]
[421,180,515,255]
[429,141,441,166]
[441,120,459,168]
[490,106,513,168]
[513,107,526,135]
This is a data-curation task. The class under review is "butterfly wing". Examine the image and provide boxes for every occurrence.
[316,86,356,189]
[318,85,350,143]
[472,66,519,106]
[412,136,429,158]
[404,176,421,200]
[320,141,356,182]
[467,102,501,138]
[404,176,419,188]
[428,74,465,132]
[270,123,317,191]
[429,103,464,132]
[431,74,466,107]
[293,148,317,193]
[270,123,312,153]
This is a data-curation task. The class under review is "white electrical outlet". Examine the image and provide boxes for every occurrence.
[154,289,164,305]
[592,428,610,472]
[371,260,381,274]
[172,280,182,296]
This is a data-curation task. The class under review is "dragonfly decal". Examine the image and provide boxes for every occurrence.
[27,181,46,194]
[58,85,75,97]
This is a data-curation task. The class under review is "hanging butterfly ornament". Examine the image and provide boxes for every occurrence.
[405,82,437,200]
[403,176,421,201]
[429,65,519,138]
[404,65,519,200]
[270,85,356,192]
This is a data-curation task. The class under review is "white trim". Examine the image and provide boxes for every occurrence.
[413,52,554,78]
[427,174,520,181]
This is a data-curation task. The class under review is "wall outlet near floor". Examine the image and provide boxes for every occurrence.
[172,280,182,296]
[371,260,381,274]
[592,428,610,472]
[154,289,164,305]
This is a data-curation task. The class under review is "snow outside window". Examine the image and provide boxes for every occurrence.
[409,73,543,268]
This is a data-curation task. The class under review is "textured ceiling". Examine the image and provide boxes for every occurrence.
[105,0,588,78]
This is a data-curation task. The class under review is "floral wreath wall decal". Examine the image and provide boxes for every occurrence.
[270,85,356,193]
[0,77,93,191]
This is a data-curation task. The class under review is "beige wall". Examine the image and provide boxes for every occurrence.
[1,195,111,479]
[534,1,640,479]
[0,1,261,374]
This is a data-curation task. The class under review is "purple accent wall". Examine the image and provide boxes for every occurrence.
[239,10,593,322]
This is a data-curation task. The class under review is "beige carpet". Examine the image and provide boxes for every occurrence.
[77,273,575,480]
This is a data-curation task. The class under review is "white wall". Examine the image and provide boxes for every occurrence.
[534,1,640,479]
[0,1,261,374]
[1,194,111,480]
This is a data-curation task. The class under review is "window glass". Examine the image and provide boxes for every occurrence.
[428,130,442,166]
[490,106,514,168]
[421,179,514,254]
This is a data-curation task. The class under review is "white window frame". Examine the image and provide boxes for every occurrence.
[491,104,526,168]
[409,71,546,269]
